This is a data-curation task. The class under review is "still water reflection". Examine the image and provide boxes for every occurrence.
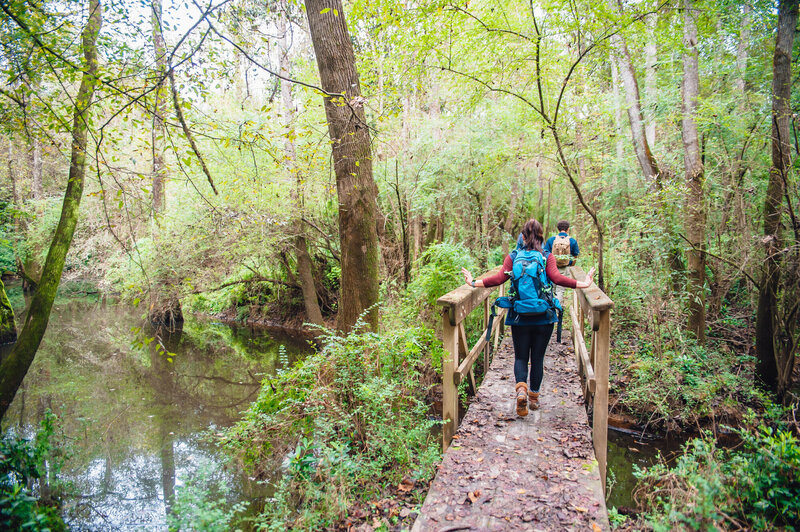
[1,283,311,530]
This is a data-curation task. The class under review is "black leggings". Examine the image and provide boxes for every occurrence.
[511,323,555,393]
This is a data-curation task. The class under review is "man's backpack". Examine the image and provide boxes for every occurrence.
[552,234,572,267]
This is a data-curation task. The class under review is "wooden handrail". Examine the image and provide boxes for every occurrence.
[437,267,505,450]
[570,266,614,312]
[569,265,613,495]
[437,266,503,325]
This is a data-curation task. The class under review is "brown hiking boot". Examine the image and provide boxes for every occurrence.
[515,382,529,417]
[528,390,540,411]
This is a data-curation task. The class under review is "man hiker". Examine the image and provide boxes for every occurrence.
[544,220,580,306]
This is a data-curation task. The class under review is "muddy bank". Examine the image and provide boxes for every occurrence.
[209,307,330,340]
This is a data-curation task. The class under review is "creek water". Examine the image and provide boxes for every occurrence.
[606,430,685,511]
[1,282,312,530]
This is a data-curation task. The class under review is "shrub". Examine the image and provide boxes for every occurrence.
[0,411,67,531]
[609,324,764,431]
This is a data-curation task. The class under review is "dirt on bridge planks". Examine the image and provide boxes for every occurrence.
[412,330,609,531]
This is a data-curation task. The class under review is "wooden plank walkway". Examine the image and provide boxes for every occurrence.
[412,330,609,531]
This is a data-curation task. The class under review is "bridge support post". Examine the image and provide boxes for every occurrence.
[594,309,610,494]
[441,309,459,451]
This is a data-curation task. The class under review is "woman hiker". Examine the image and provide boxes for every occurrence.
[461,218,595,417]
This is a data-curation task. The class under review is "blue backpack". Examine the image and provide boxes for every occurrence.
[487,246,564,340]
[508,248,562,319]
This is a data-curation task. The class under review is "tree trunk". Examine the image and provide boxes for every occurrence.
[481,189,491,267]
[8,140,19,209]
[609,54,625,160]
[644,14,657,147]
[411,212,422,268]
[305,0,380,333]
[503,177,518,254]
[151,0,167,214]
[147,0,181,329]
[546,176,552,233]
[0,0,102,421]
[611,31,661,184]
[31,139,43,199]
[720,3,752,234]
[280,13,323,326]
[681,0,706,344]
[756,0,798,394]
[734,4,751,95]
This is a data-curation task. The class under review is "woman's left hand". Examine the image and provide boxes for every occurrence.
[461,267,474,286]
[576,267,595,289]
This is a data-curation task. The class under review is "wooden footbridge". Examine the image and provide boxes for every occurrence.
[413,266,613,531]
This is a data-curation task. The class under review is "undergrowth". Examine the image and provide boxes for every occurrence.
[222,322,445,530]
[609,325,766,431]
[631,417,800,530]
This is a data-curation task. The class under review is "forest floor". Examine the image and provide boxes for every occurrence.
[409,331,608,532]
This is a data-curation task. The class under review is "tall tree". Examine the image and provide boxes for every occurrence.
[30,139,43,199]
[756,0,799,395]
[681,0,706,343]
[0,0,103,420]
[147,0,182,329]
[305,0,380,332]
[644,14,657,147]
[610,26,661,184]
[278,11,323,326]
[151,0,167,214]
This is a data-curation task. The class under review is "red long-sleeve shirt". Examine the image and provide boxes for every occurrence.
[480,252,577,289]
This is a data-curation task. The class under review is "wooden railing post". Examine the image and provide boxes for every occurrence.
[594,309,610,494]
[441,309,459,451]
[483,298,490,373]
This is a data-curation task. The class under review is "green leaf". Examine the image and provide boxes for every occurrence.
[319,7,330,13]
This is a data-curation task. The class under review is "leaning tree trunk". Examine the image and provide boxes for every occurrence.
[611,31,661,185]
[756,0,798,395]
[279,11,323,326]
[305,0,380,332]
[0,0,102,421]
[681,0,706,344]
[31,139,43,199]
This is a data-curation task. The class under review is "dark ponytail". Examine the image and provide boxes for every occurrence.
[521,219,544,252]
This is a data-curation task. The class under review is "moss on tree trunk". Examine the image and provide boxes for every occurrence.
[0,279,17,344]
[305,0,380,333]
[0,0,102,421]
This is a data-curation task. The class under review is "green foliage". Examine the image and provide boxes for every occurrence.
[406,241,476,309]
[607,506,628,529]
[167,464,248,532]
[0,201,20,273]
[223,324,444,529]
[0,411,67,531]
[634,426,800,530]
